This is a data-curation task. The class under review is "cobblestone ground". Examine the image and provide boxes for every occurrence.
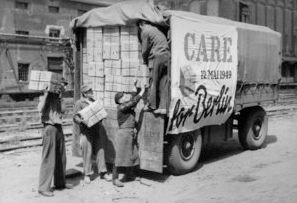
[0,113,297,203]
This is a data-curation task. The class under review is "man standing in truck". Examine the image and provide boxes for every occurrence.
[137,20,170,115]
[73,85,112,184]
[37,80,73,197]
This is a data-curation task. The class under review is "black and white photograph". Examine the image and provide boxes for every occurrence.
[0,0,296,202]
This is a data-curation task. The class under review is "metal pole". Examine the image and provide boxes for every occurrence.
[73,31,81,102]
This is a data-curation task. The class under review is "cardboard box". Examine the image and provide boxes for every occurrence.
[105,83,113,91]
[121,51,139,60]
[122,69,130,76]
[105,75,114,83]
[94,91,104,101]
[112,68,121,76]
[114,76,122,83]
[88,62,96,76]
[104,60,121,69]
[120,26,138,35]
[104,91,112,99]
[104,68,112,75]
[94,28,103,48]
[82,63,88,74]
[122,59,140,69]
[28,70,62,93]
[103,43,111,59]
[95,77,105,91]
[122,84,130,92]
[104,98,111,107]
[113,83,122,92]
[96,62,104,77]
[129,68,137,77]
[120,41,139,51]
[121,76,130,85]
[86,28,95,48]
[89,76,96,90]
[121,76,136,85]
[87,48,94,62]
[129,84,137,92]
[110,43,120,59]
[78,100,107,127]
[121,68,137,77]
[94,48,103,62]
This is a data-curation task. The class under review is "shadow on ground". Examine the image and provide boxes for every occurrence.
[193,134,277,172]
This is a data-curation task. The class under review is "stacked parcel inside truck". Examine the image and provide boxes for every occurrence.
[71,1,281,175]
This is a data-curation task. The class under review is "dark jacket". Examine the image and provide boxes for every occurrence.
[117,95,141,129]
[140,24,170,66]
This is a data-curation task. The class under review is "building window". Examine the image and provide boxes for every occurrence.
[78,9,87,16]
[239,3,249,23]
[48,6,59,13]
[49,29,60,38]
[15,30,29,35]
[15,1,29,9]
[18,63,29,81]
[48,57,63,74]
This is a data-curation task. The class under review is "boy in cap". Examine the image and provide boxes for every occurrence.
[73,84,111,184]
[112,84,146,187]
[37,78,73,197]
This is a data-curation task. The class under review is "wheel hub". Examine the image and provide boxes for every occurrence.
[180,134,195,161]
[252,118,262,140]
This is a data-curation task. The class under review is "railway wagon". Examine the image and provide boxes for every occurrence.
[71,1,281,175]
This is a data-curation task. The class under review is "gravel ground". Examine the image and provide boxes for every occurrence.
[0,113,297,203]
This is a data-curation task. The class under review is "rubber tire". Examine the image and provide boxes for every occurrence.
[167,130,202,175]
[238,107,268,150]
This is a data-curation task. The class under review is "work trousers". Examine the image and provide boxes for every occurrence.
[148,55,169,110]
[80,131,108,176]
[38,124,66,192]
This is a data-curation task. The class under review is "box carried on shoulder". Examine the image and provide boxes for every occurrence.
[28,70,62,94]
[78,100,108,127]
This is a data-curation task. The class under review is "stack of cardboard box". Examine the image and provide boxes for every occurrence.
[78,100,107,127]
[83,24,150,109]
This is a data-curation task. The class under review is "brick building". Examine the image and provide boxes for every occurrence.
[0,0,112,96]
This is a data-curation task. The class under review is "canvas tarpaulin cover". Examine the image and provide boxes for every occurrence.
[70,1,166,29]
[167,14,238,134]
[164,11,282,85]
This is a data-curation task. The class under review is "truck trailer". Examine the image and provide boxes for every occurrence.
[70,1,281,175]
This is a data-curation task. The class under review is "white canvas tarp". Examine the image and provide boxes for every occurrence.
[167,15,238,134]
[70,1,165,29]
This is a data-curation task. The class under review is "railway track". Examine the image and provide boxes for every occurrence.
[0,96,296,153]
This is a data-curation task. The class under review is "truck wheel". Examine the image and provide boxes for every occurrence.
[167,130,202,175]
[238,107,268,150]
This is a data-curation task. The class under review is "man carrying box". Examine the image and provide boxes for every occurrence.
[37,79,73,197]
[137,20,170,115]
[73,85,112,184]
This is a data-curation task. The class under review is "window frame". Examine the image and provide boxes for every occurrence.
[18,63,30,82]
[15,1,29,10]
[48,6,60,13]
[47,57,64,75]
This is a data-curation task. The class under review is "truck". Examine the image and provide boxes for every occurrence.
[70,1,281,175]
